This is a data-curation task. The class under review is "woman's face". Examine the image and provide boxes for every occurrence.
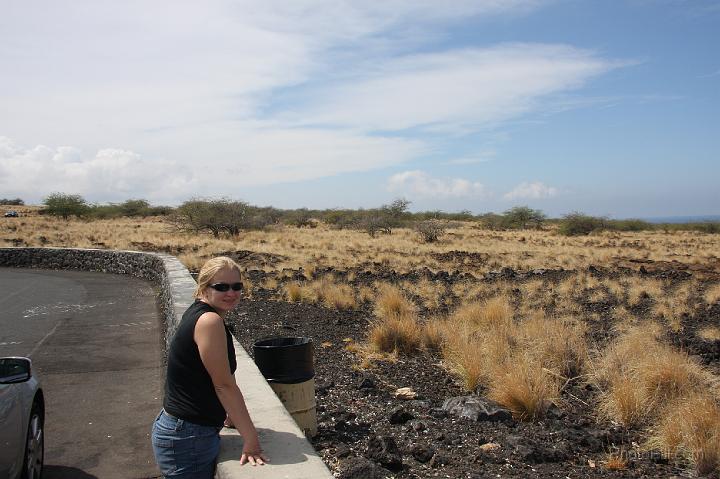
[201,267,243,313]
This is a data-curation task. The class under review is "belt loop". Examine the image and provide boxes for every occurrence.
[175,418,184,432]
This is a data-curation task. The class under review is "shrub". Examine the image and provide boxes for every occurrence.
[42,192,88,219]
[501,206,546,230]
[558,212,608,236]
[172,198,275,237]
[414,219,447,243]
[284,208,314,228]
[0,197,24,205]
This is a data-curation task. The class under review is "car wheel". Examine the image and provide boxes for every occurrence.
[21,402,43,479]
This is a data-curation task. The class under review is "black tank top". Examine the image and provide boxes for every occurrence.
[163,299,237,426]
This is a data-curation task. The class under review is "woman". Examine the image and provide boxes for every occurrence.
[152,256,267,478]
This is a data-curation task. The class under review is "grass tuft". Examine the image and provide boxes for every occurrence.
[648,394,720,476]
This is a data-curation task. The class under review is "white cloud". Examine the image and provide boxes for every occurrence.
[503,181,558,200]
[283,44,621,132]
[0,1,625,203]
[388,170,489,198]
[0,133,423,203]
[0,137,192,202]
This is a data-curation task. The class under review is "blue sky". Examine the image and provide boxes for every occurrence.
[1,0,718,218]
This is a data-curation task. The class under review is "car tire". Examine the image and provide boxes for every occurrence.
[21,401,43,479]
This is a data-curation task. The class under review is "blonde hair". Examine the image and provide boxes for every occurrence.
[194,256,242,298]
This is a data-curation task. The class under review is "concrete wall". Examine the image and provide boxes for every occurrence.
[0,247,332,479]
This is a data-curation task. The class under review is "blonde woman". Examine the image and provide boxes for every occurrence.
[152,257,266,478]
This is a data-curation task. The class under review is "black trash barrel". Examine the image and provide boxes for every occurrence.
[253,337,317,436]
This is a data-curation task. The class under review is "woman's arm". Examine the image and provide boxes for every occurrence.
[195,312,267,466]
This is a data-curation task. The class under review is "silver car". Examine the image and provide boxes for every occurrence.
[0,357,44,479]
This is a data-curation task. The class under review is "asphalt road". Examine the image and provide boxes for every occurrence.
[0,268,164,479]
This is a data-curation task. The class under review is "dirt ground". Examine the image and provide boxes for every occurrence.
[228,261,720,479]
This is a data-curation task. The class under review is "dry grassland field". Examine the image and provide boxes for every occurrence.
[4,209,720,478]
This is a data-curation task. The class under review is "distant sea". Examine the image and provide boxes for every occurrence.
[639,215,720,224]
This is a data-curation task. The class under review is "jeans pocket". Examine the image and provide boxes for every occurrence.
[151,428,176,475]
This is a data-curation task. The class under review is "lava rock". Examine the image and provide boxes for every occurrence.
[316,380,334,394]
[411,444,435,463]
[560,428,604,452]
[429,453,451,468]
[366,436,403,471]
[429,408,447,419]
[338,456,392,479]
[335,443,351,458]
[389,406,414,425]
[358,376,377,390]
[510,438,570,464]
[408,419,427,432]
[442,396,513,422]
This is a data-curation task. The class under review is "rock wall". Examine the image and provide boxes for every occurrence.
[0,247,197,353]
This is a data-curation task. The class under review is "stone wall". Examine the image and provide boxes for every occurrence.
[0,247,196,352]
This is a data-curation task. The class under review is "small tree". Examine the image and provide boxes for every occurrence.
[415,219,447,243]
[501,206,546,230]
[0,198,24,206]
[559,212,608,236]
[284,208,314,228]
[43,193,88,219]
[173,198,276,237]
[119,199,151,217]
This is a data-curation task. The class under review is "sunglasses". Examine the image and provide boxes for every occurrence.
[209,282,244,292]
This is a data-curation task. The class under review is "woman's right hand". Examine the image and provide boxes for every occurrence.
[240,437,268,466]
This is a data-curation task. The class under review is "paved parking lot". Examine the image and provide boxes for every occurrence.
[0,268,164,479]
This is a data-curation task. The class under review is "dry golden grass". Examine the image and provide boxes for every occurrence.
[284,282,303,302]
[601,278,626,301]
[261,277,278,290]
[421,317,445,352]
[441,299,581,420]
[603,451,629,471]
[517,313,587,378]
[357,286,375,304]
[368,313,422,355]
[5,213,719,281]
[286,276,358,310]
[487,353,559,421]
[450,295,514,331]
[593,325,715,427]
[648,394,720,475]
[301,263,316,280]
[705,284,720,305]
[374,284,416,320]
[316,280,357,310]
[402,278,447,310]
[652,298,690,332]
[699,327,720,341]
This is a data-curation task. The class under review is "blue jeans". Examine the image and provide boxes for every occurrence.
[151,410,222,478]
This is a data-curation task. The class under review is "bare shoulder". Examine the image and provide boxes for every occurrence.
[195,311,225,337]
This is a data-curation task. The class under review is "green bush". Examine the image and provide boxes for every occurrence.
[42,193,88,219]
[558,212,608,236]
[607,219,654,232]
